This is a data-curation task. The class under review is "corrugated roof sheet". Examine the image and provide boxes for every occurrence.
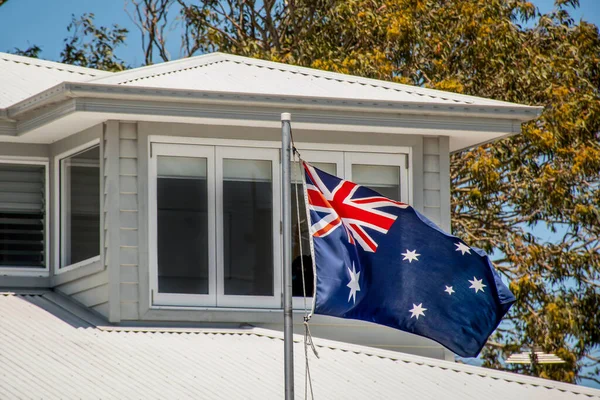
[0,52,111,108]
[90,52,525,107]
[0,292,598,400]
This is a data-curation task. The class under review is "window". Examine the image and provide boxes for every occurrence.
[345,152,408,202]
[149,144,280,307]
[0,161,47,270]
[149,140,408,309]
[152,144,216,306]
[58,144,101,270]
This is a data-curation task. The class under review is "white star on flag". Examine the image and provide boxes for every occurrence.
[409,303,427,320]
[401,249,420,263]
[444,286,455,295]
[455,242,471,255]
[347,264,361,304]
[468,277,486,293]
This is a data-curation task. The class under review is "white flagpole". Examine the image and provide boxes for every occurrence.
[281,112,295,399]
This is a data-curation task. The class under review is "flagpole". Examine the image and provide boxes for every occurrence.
[281,112,295,400]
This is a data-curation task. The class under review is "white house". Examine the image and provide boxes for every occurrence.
[2,51,598,399]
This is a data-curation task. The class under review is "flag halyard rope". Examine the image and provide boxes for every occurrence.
[291,133,318,400]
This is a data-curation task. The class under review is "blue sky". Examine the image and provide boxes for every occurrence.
[1,0,599,65]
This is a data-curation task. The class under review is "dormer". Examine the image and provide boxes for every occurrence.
[0,52,541,360]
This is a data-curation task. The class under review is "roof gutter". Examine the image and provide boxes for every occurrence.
[0,108,16,136]
[6,82,543,123]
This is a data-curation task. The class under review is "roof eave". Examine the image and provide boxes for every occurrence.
[6,82,543,124]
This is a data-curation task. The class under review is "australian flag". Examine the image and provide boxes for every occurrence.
[302,161,515,357]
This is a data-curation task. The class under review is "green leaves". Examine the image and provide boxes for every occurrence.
[60,13,129,71]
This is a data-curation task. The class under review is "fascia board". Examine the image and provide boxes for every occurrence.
[7,82,543,123]
[11,97,517,152]
[15,99,77,135]
[0,120,16,136]
[0,108,16,136]
[73,97,514,134]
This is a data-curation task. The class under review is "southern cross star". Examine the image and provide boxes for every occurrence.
[444,286,455,295]
[455,242,471,255]
[347,263,361,304]
[401,249,420,263]
[409,303,427,320]
[468,277,486,293]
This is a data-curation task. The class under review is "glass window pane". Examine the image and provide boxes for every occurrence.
[62,146,100,266]
[157,156,209,294]
[352,164,401,200]
[291,162,336,297]
[223,159,273,296]
[0,164,45,268]
[291,161,336,184]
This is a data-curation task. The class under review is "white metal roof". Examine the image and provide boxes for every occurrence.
[0,52,111,108]
[0,292,598,400]
[90,52,527,108]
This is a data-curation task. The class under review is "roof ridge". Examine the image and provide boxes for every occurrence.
[0,52,111,77]
[88,52,228,85]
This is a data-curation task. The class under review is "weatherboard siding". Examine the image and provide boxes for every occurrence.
[118,123,140,320]
[422,136,450,232]
[49,125,109,319]
[55,268,109,317]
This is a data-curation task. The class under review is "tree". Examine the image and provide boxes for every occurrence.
[4,12,129,71]
[61,13,129,71]
[11,45,42,58]
[131,0,600,384]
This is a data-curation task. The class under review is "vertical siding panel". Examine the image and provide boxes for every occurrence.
[137,128,150,319]
[422,137,442,227]
[105,121,121,323]
[438,136,451,233]
[119,123,139,320]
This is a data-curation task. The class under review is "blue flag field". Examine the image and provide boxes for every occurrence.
[303,161,516,357]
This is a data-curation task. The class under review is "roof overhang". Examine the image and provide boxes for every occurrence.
[0,82,543,152]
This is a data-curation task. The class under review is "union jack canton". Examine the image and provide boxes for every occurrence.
[302,161,515,358]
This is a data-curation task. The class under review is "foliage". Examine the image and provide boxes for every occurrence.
[11,45,42,58]
[60,13,129,71]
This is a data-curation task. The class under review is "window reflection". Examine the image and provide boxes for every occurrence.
[223,159,273,296]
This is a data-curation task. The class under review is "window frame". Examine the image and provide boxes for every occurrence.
[344,152,410,204]
[0,157,49,276]
[148,143,217,307]
[54,139,101,275]
[147,136,412,310]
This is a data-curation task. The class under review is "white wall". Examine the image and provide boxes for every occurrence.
[103,120,453,359]
[51,124,109,319]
